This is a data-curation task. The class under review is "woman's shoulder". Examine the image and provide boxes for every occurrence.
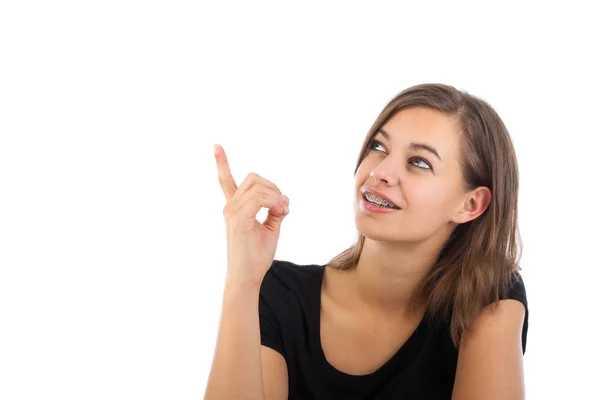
[500,270,528,306]
[260,259,325,295]
[264,259,324,282]
[258,260,324,334]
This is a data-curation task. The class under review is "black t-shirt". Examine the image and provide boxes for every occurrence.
[259,259,529,400]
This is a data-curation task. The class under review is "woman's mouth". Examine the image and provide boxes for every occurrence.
[362,193,401,213]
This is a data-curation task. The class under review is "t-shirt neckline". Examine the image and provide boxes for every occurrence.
[312,264,429,386]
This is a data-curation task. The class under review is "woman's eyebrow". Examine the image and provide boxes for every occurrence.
[376,128,442,162]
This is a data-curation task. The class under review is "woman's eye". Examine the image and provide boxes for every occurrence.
[410,157,432,170]
[369,140,384,152]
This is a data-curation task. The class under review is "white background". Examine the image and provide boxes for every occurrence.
[1,1,599,399]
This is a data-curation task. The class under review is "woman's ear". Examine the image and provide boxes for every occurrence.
[451,186,492,224]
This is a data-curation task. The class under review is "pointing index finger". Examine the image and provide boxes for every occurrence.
[214,144,238,201]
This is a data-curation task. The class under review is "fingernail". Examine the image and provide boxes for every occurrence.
[282,195,287,202]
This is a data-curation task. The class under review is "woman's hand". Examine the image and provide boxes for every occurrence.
[214,144,290,287]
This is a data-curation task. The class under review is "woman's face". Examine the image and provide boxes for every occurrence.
[355,106,471,243]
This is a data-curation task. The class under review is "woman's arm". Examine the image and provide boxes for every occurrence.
[204,283,266,400]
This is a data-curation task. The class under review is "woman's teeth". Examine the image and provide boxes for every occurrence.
[365,193,398,209]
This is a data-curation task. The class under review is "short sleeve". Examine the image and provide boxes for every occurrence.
[258,264,285,358]
[501,272,529,355]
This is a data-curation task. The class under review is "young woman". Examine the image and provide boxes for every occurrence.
[206,83,528,400]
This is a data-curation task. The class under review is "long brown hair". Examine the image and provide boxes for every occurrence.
[326,83,523,349]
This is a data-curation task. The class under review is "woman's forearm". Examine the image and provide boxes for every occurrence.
[204,282,265,400]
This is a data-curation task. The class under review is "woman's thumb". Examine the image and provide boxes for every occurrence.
[263,199,289,232]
